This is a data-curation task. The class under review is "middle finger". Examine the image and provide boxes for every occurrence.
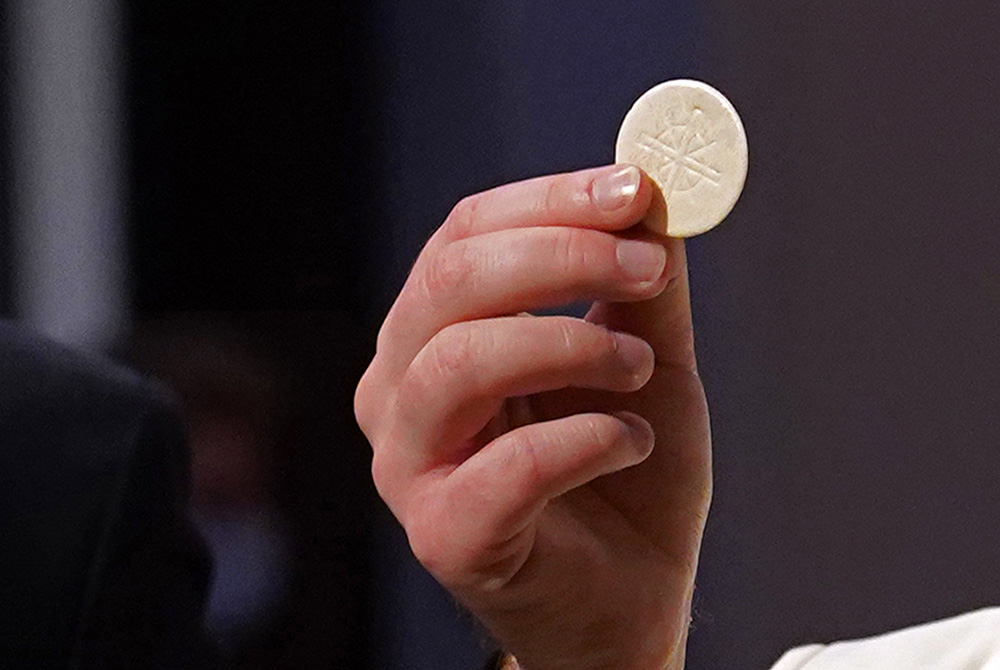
[379,226,670,375]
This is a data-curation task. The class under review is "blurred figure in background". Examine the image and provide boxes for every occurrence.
[0,320,216,669]
[127,316,291,659]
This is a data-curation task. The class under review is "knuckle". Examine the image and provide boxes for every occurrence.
[407,465,534,592]
[406,324,478,396]
[509,430,545,496]
[553,318,578,356]
[542,174,565,215]
[444,194,480,239]
[420,242,475,304]
[369,450,393,501]
[549,227,593,277]
[409,486,515,591]
[547,228,618,283]
[406,517,439,572]
[542,172,588,218]
[406,502,455,578]
[594,326,625,369]
[581,413,627,448]
[375,306,399,355]
[375,320,390,355]
[353,366,377,438]
[555,320,618,370]
[432,324,479,379]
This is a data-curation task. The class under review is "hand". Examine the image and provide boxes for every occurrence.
[355,164,712,670]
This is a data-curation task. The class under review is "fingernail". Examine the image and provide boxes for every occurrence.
[616,239,667,282]
[613,332,653,371]
[611,411,655,458]
[592,165,641,211]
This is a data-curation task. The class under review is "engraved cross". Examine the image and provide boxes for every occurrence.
[637,118,722,193]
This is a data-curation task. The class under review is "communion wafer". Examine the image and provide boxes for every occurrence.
[615,80,748,237]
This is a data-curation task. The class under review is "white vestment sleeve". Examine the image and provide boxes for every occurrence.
[769,607,1000,670]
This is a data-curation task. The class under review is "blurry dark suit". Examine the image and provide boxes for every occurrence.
[0,321,215,668]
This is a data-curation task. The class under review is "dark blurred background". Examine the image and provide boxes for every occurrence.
[2,1,1000,669]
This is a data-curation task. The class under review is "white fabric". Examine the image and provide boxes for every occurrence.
[770,608,1000,670]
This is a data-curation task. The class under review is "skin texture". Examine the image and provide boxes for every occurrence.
[354,164,712,670]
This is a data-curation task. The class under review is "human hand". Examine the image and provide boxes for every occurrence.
[355,165,711,670]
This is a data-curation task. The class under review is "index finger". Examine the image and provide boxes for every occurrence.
[429,164,655,249]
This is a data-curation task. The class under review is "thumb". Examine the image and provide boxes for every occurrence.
[585,236,696,373]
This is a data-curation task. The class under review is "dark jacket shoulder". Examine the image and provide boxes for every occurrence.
[0,320,215,669]
[0,319,164,466]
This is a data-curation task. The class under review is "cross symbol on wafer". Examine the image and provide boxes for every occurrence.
[616,80,748,237]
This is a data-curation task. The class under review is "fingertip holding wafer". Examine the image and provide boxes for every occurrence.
[615,79,748,238]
